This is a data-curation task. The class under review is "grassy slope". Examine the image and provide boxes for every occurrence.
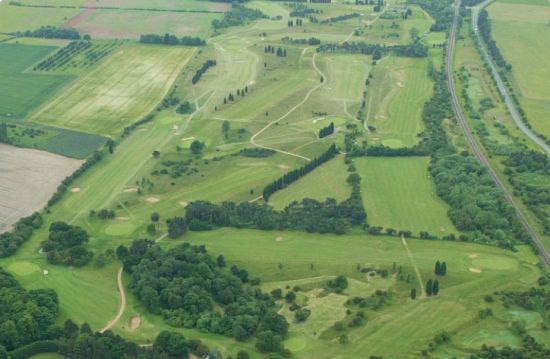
[29,44,194,137]
[356,156,458,235]
[489,1,550,137]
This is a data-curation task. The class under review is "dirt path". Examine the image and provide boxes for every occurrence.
[401,235,425,297]
[249,50,327,162]
[100,267,126,333]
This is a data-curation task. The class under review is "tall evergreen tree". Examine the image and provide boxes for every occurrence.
[433,280,439,295]
[435,260,441,276]
[441,262,447,276]
[0,122,8,143]
[410,288,416,300]
[426,279,433,296]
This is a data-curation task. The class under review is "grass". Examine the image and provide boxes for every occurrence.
[82,0,230,12]
[30,44,194,137]
[365,56,432,148]
[0,3,79,33]
[355,156,458,235]
[488,1,550,137]
[0,43,74,120]
[268,155,352,210]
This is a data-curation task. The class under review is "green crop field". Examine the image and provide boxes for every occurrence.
[30,44,194,137]
[81,0,230,12]
[0,3,79,33]
[356,156,457,235]
[365,56,432,148]
[0,44,74,120]
[488,1,550,137]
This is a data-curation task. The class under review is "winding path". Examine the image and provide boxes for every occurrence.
[100,267,126,333]
[401,236,425,297]
[447,0,550,268]
[471,0,550,155]
[249,49,328,162]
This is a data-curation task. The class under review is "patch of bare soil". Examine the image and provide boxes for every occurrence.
[468,253,480,259]
[123,187,138,193]
[116,216,129,221]
[179,201,188,207]
[277,164,290,170]
[145,196,160,204]
[276,236,284,242]
[70,187,81,193]
[130,316,141,329]
[469,267,482,273]
[65,8,96,30]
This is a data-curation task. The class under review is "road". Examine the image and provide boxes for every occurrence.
[447,0,550,268]
[99,267,126,333]
[470,0,550,155]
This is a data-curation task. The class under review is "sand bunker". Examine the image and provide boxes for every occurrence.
[130,316,141,329]
[277,164,290,170]
[469,267,482,273]
[70,187,81,193]
[468,253,480,259]
[145,196,160,203]
[276,236,284,242]
[123,187,138,193]
[179,201,188,207]
[116,216,129,221]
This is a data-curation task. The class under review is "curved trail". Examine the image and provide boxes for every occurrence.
[250,49,328,162]
[471,0,550,155]
[100,267,126,333]
[447,0,550,268]
[401,236,425,297]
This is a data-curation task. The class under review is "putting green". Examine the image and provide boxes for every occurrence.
[7,261,42,276]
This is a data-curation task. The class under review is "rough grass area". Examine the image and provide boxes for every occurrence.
[0,3,79,33]
[30,44,194,137]
[489,1,550,137]
[82,0,230,12]
[356,156,457,235]
[0,44,73,120]
[0,143,82,233]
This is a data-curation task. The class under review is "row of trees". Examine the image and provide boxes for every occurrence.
[0,122,9,143]
[319,13,360,24]
[287,18,304,27]
[317,42,428,58]
[478,10,511,70]
[13,26,84,40]
[0,212,42,258]
[318,122,334,138]
[212,4,266,29]
[139,33,205,46]
[33,41,91,71]
[191,59,216,85]
[263,144,338,200]
[281,36,321,45]
[426,279,440,296]
[264,45,287,57]
[434,260,447,276]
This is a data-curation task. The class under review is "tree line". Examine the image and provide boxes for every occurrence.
[13,26,84,40]
[262,144,338,200]
[0,212,42,258]
[212,4,266,29]
[318,122,334,138]
[139,33,205,46]
[407,0,453,32]
[477,10,511,70]
[317,42,428,58]
[192,59,216,85]
[41,221,93,267]
[319,13,360,24]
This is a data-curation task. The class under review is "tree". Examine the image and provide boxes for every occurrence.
[190,140,205,155]
[410,288,417,300]
[435,260,441,276]
[222,121,230,139]
[153,331,189,358]
[152,150,160,158]
[441,261,447,276]
[426,279,433,296]
[284,291,296,303]
[216,254,226,267]
[433,280,439,295]
[237,350,250,359]
[166,217,187,238]
[346,173,361,186]
[0,122,8,143]
[255,330,282,353]
[151,212,160,222]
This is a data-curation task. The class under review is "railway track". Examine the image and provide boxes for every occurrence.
[446,0,550,268]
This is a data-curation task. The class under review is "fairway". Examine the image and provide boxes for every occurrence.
[0,44,73,120]
[356,157,457,235]
[366,56,432,147]
[488,1,550,137]
[30,45,194,137]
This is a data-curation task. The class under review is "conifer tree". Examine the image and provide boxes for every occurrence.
[435,260,441,276]
[426,279,433,296]
[433,280,439,295]
[410,288,416,300]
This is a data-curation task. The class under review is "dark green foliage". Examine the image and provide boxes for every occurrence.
[0,122,9,143]
[139,34,205,46]
[0,268,58,351]
[212,4,267,29]
[41,222,92,266]
[406,0,453,32]
[263,144,338,200]
[14,25,81,39]
[0,212,42,258]
[411,288,417,300]
[433,280,439,295]
[166,217,187,238]
[284,291,296,303]
[326,275,348,294]
[498,288,550,313]
[426,279,433,296]
[317,42,429,58]
[478,10,511,70]
[319,13,360,24]
[192,60,217,85]
[190,140,205,155]
[153,331,189,358]
[255,330,283,353]
[471,335,550,358]
[294,308,311,322]
[176,101,193,114]
[318,122,334,138]
[238,148,275,157]
[435,260,441,275]
[8,340,61,359]
[121,241,288,343]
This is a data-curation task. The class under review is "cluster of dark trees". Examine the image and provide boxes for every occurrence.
[238,148,274,157]
[319,13,360,24]
[14,26,83,39]
[212,4,266,29]
[325,275,348,294]
[287,18,303,27]
[478,10,511,70]
[289,5,318,17]
[117,241,290,355]
[263,144,338,200]
[281,36,321,45]
[139,33,205,46]
[348,290,390,310]
[0,212,42,258]
[317,42,428,58]
[264,45,287,57]
[176,101,193,114]
[310,0,332,3]
[434,260,447,276]
[497,287,549,312]
[363,144,428,157]
[373,0,385,12]
[318,122,334,138]
[185,194,365,234]
[34,41,91,71]
[89,208,116,220]
[425,279,439,296]
[224,86,249,104]
[41,222,93,267]
[191,59,216,85]
[472,336,550,358]
[407,0,453,32]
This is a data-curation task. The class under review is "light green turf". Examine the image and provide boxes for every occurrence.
[268,155,352,210]
[489,1,550,137]
[356,156,458,235]
[0,3,79,33]
[30,44,194,137]
[366,56,433,148]
[77,0,229,11]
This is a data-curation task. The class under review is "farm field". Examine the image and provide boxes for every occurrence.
[30,44,194,137]
[365,56,432,148]
[66,8,222,40]
[82,0,230,12]
[356,157,457,235]
[0,144,82,233]
[488,1,550,137]
[0,3,79,33]
[0,43,74,120]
